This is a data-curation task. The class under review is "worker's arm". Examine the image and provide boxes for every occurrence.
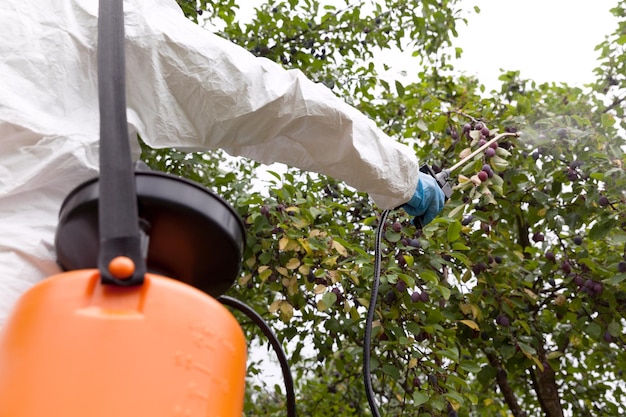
[124,0,421,210]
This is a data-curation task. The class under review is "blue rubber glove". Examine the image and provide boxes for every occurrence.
[401,174,445,226]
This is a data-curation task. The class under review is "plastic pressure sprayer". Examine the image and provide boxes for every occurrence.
[0,1,262,415]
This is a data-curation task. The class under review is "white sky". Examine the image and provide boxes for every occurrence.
[238,1,618,89]
[454,0,617,89]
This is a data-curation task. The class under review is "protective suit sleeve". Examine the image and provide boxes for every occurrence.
[122,0,419,209]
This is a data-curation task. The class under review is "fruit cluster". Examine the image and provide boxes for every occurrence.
[573,275,604,297]
[459,121,509,187]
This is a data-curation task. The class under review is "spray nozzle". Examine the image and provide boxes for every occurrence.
[414,131,520,228]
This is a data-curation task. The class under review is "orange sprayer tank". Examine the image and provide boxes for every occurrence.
[0,269,247,417]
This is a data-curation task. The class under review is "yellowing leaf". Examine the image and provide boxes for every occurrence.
[470,174,482,186]
[291,217,310,229]
[283,277,298,295]
[238,273,252,286]
[279,301,294,321]
[245,256,256,268]
[323,256,338,267]
[269,300,282,314]
[523,288,538,300]
[459,147,472,159]
[357,298,370,307]
[259,267,272,282]
[459,319,480,331]
[317,299,329,311]
[469,304,481,319]
[276,266,289,277]
[314,284,327,294]
[328,270,340,284]
[547,350,563,360]
[332,240,348,256]
[309,229,327,238]
[459,303,472,316]
[297,238,312,255]
[459,303,480,319]
[457,174,471,184]
[285,258,301,270]
[279,236,301,251]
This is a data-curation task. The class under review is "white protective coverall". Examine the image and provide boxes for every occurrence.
[0,0,422,325]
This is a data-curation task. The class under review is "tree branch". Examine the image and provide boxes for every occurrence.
[602,94,626,114]
[530,340,564,417]
[486,351,527,417]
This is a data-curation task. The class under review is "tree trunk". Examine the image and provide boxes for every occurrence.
[530,342,564,417]
[486,351,527,417]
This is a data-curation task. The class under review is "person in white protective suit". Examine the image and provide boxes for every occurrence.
[0,0,445,326]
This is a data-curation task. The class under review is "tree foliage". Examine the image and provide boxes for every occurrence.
[143,1,626,416]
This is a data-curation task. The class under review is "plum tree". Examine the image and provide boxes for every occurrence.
[142,2,626,417]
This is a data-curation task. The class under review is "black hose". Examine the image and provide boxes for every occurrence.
[219,295,297,417]
[363,209,390,417]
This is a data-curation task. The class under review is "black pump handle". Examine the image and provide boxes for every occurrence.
[96,0,146,286]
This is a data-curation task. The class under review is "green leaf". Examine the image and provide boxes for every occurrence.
[395,80,405,97]
[586,322,602,340]
[412,391,429,406]
[385,229,402,242]
[601,113,616,127]
[589,218,617,240]
[608,321,622,337]
[448,203,466,219]
[265,170,282,181]
[433,115,449,132]
[477,366,496,386]
[606,273,626,285]
[517,342,537,357]
[460,361,482,373]
[445,391,465,407]
[419,269,439,284]
[437,347,459,361]
[382,364,401,380]
[447,220,462,242]
[438,284,451,300]
[500,344,516,360]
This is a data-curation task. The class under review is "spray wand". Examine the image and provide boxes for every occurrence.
[414,131,521,227]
